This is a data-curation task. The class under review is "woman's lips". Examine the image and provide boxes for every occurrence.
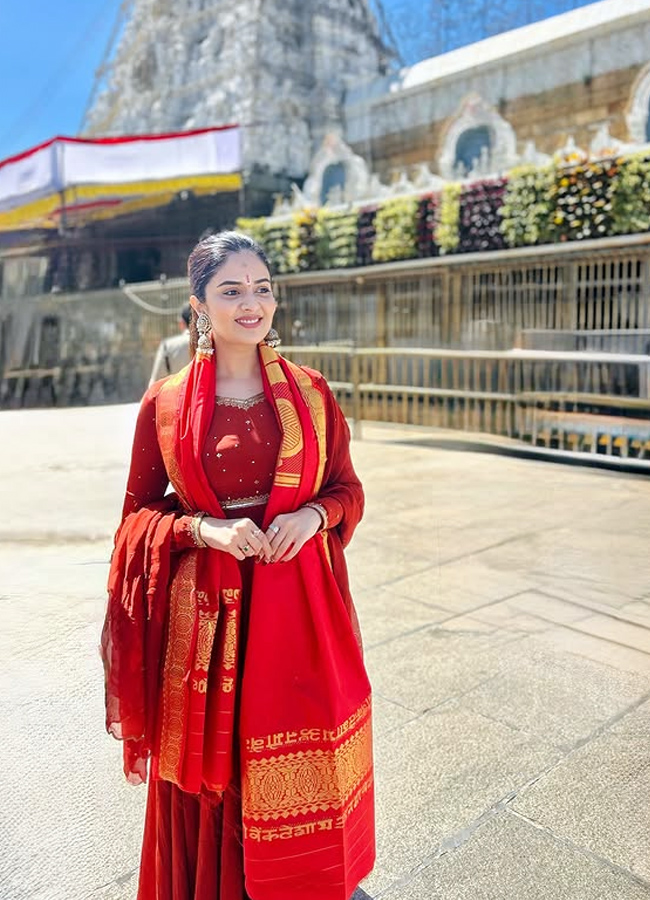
[236,317,263,329]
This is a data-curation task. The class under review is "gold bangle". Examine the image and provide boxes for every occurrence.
[190,512,208,548]
[304,501,328,531]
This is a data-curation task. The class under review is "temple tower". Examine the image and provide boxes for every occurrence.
[83,0,390,180]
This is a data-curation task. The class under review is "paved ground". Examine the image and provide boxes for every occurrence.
[1,405,650,900]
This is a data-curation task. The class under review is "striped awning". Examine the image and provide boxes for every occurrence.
[0,126,242,232]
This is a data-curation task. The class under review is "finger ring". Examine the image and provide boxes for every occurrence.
[253,528,262,535]
[243,544,251,553]
[269,524,280,534]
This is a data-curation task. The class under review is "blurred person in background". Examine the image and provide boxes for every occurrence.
[102,231,375,900]
[149,302,192,384]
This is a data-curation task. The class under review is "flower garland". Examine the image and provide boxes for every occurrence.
[357,206,378,266]
[314,208,360,269]
[547,159,618,243]
[610,153,650,236]
[459,178,507,253]
[499,165,554,248]
[287,209,318,272]
[435,183,462,255]
[416,194,439,258]
[372,197,419,262]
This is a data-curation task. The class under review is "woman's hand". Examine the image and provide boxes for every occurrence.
[199,516,273,561]
[265,508,322,563]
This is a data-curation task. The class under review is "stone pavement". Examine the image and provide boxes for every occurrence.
[1,405,650,900]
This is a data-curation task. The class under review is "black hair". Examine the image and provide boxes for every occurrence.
[179,302,192,328]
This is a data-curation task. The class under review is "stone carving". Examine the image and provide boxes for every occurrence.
[439,94,518,180]
[301,132,374,205]
[553,136,587,165]
[520,140,551,167]
[626,62,650,145]
[589,123,632,159]
[411,163,444,192]
[388,170,415,195]
[464,144,495,180]
[364,173,391,201]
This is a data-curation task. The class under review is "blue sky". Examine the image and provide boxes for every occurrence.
[0,0,598,164]
[0,0,122,161]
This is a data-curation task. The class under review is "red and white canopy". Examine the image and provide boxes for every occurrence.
[0,125,242,231]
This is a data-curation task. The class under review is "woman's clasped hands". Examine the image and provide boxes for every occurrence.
[198,506,322,563]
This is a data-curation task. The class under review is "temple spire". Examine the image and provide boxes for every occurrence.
[83,0,391,179]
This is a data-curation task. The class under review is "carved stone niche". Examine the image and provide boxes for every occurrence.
[626,62,650,145]
[301,132,372,206]
[439,94,518,180]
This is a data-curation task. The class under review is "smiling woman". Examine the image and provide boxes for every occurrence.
[188,241,277,365]
[101,231,375,900]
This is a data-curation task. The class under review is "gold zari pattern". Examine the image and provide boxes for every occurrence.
[245,697,371,754]
[243,777,373,842]
[195,610,218,672]
[242,719,373,821]
[222,609,238,671]
[158,552,197,781]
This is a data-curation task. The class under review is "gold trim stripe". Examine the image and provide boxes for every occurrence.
[243,776,374,844]
[284,358,328,494]
[242,719,373,821]
[157,553,197,781]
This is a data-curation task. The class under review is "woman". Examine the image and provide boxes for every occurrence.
[101,232,375,900]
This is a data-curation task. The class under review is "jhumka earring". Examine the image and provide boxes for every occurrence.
[196,312,214,359]
[264,328,281,348]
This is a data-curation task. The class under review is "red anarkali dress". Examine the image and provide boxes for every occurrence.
[117,383,365,900]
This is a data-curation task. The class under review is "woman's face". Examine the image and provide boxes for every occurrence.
[191,251,276,349]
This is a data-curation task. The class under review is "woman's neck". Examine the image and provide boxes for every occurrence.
[214,342,263,394]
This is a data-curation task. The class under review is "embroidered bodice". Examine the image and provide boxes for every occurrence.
[203,393,281,520]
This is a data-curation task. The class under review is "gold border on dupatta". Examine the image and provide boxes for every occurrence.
[283,358,328,494]
[241,699,373,822]
[157,551,198,782]
[259,345,328,495]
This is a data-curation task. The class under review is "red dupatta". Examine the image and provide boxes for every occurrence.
[103,343,375,900]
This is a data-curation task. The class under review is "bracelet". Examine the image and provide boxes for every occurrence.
[189,512,208,548]
[303,501,328,531]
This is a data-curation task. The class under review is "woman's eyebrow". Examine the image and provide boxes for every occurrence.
[216,278,271,287]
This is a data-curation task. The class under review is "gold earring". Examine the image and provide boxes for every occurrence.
[196,312,214,359]
[264,328,281,348]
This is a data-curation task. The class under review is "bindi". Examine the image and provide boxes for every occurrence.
[245,274,252,285]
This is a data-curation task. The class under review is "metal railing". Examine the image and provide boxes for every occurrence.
[273,233,650,350]
[518,328,650,355]
[281,345,650,464]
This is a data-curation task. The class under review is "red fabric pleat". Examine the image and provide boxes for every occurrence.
[139,780,244,900]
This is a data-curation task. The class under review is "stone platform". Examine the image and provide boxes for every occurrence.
[1,406,649,899]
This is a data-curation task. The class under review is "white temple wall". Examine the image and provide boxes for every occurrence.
[344,7,650,160]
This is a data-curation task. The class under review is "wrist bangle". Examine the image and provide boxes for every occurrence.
[190,512,208,548]
[304,501,328,531]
